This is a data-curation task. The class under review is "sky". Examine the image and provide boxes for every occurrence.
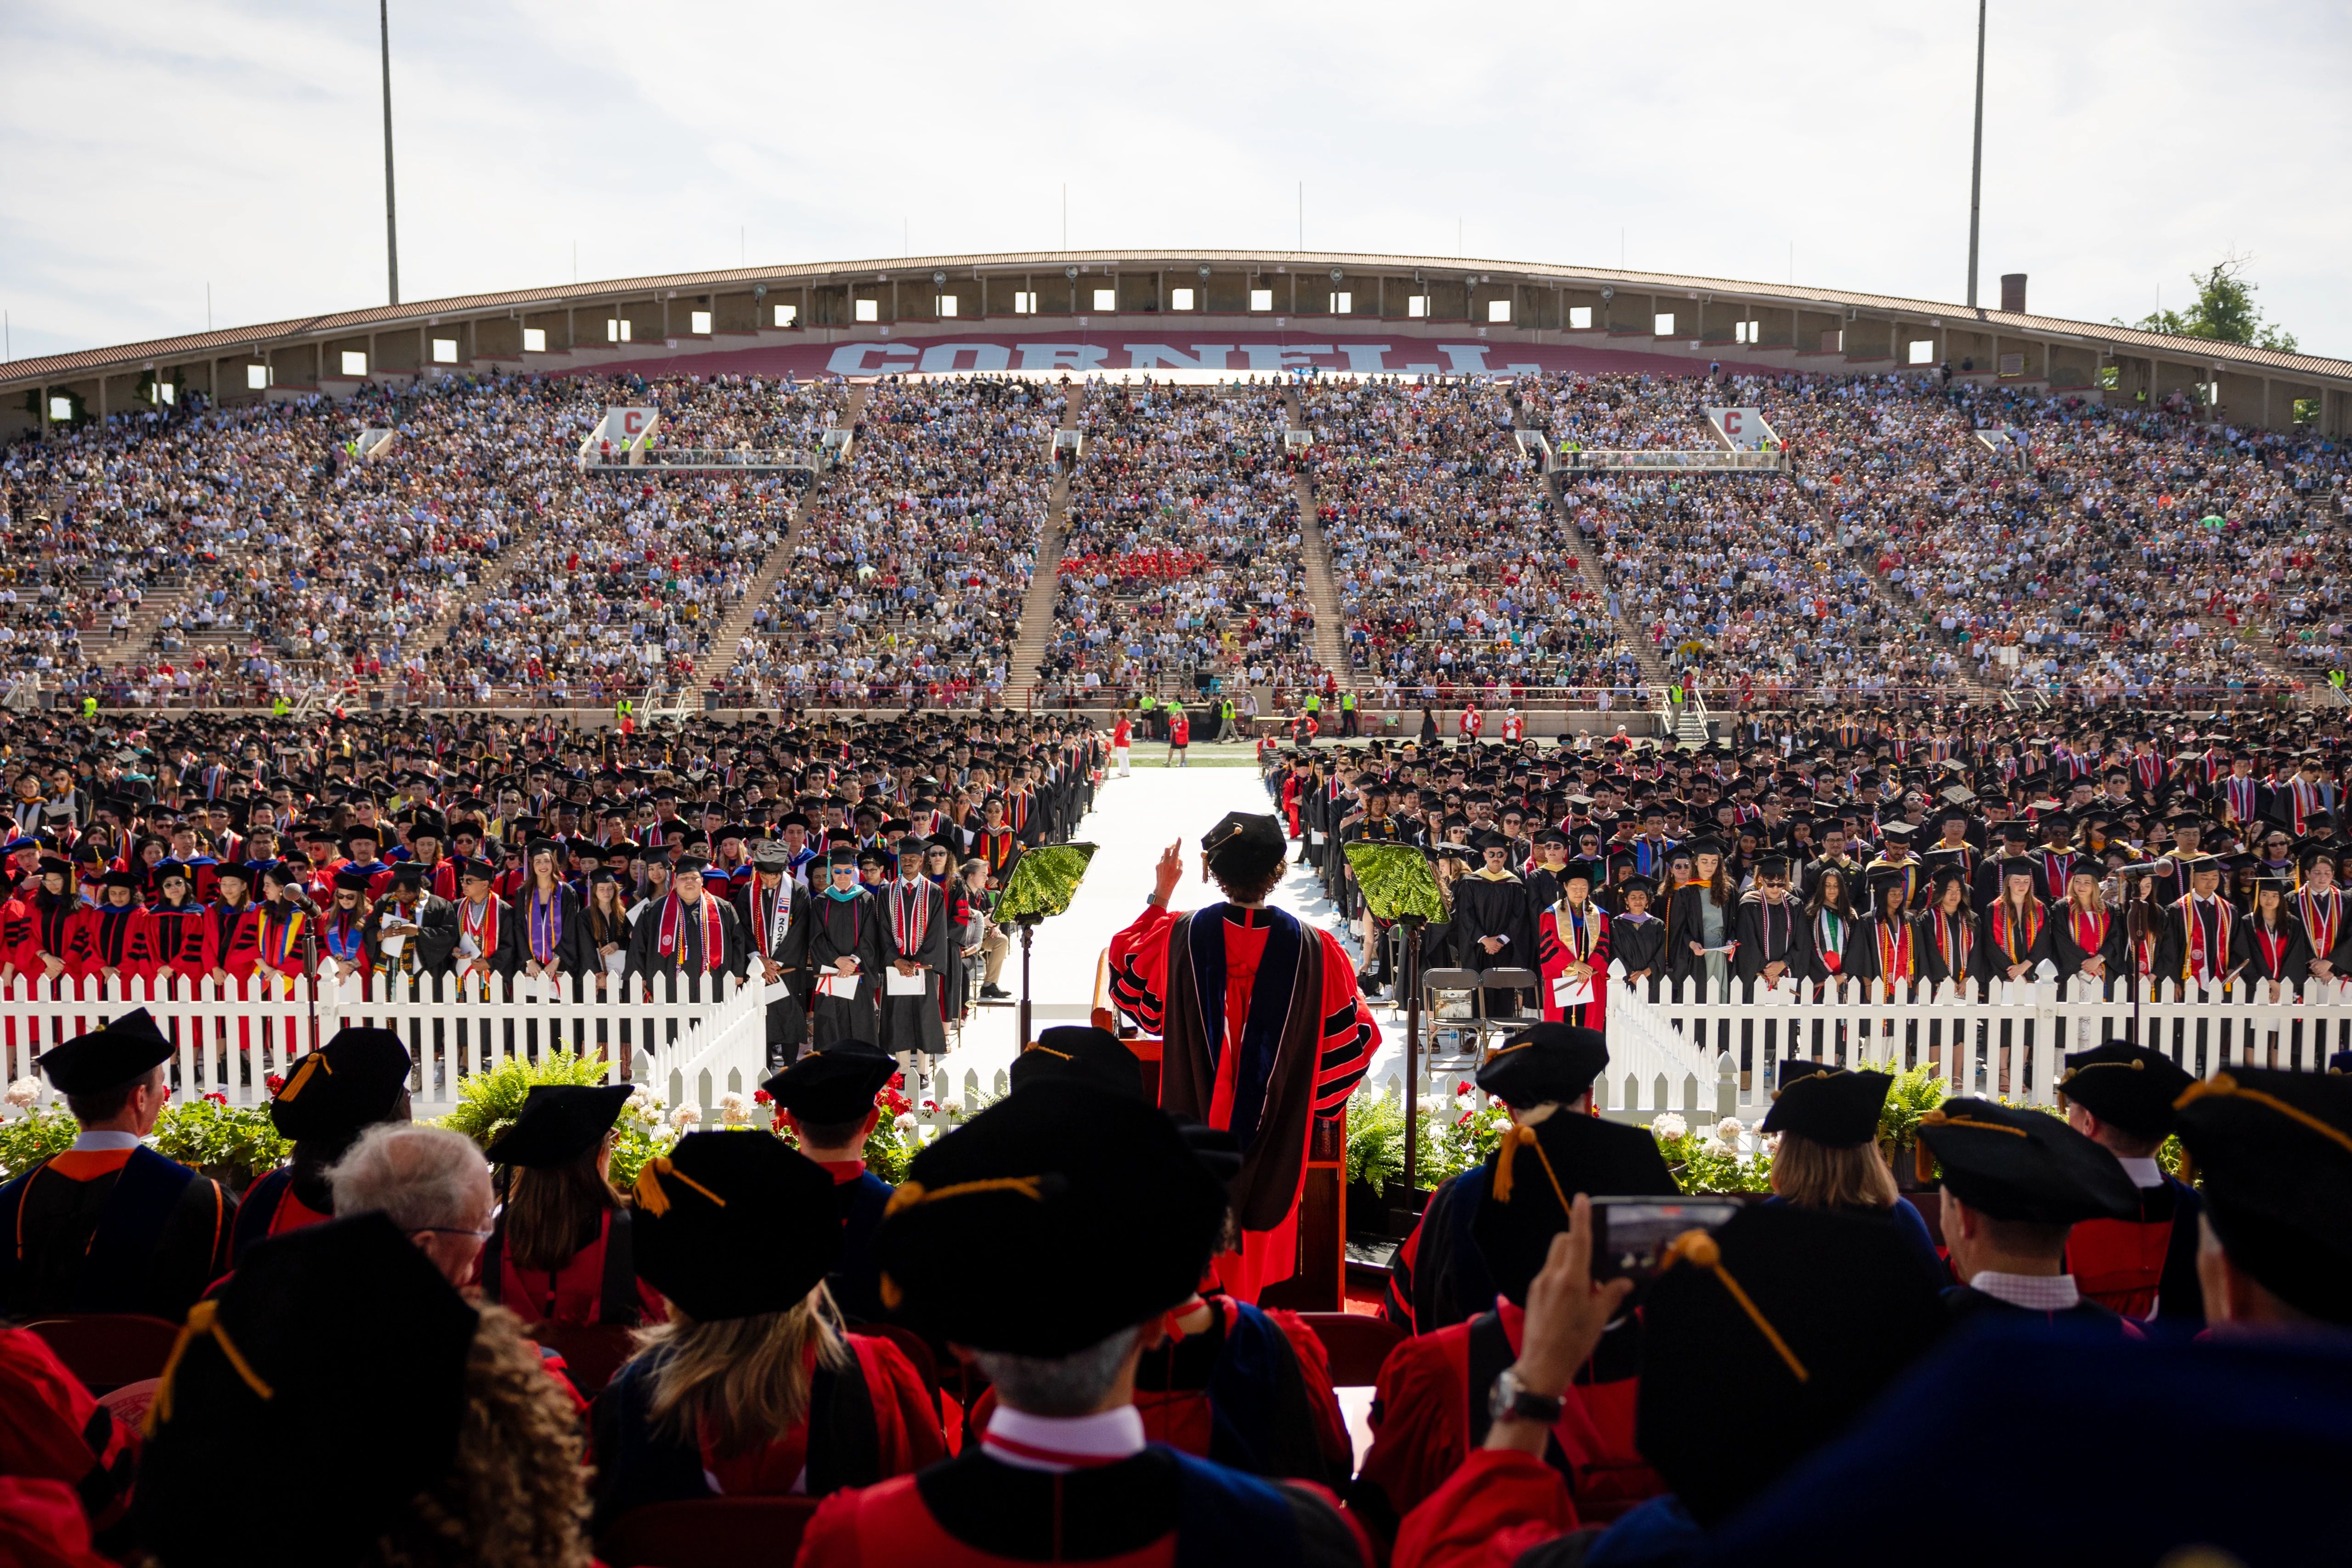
[2,0,2347,365]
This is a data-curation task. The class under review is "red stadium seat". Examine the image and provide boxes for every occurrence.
[23,1314,183,1395]
[597,1497,818,1568]
[1300,1312,1403,1387]
[524,1321,639,1398]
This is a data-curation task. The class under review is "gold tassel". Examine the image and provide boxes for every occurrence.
[1664,1230,1808,1383]
[633,1156,727,1217]
[145,1300,273,1435]
[1915,1139,1935,1185]
[1491,1125,1537,1203]
[275,1052,332,1102]
[882,1176,1044,1218]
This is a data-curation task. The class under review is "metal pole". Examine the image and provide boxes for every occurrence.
[1400,916,1423,1199]
[380,0,400,306]
[1018,920,1037,1047]
[1965,0,1985,309]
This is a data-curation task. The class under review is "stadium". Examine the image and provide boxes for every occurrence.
[5,11,2352,1565]
[6,247,2350,721]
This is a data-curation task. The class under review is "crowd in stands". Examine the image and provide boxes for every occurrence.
[1300,377,1646,707]
[718,376,1056,708]
[1041,382,1325,701]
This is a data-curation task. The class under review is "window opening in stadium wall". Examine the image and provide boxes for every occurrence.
[432,337,459,363]
[1570,306,1593,328]
[855,299,879,323]
[523,327,547,351]
[1170,288,1195,311]
[1490,299,1512,323]
[689,311,712,334]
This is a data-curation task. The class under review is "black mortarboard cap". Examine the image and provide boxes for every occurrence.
[1201,810,1286,883]
[482,1082,633,1169]
[269,1026,413,1144]
[36,1008,174,1096]
[131,1213,479,1568]
[761,1040,898,1125]
[872,1079,1226,1356]
[1916,1097,2139,1225]
[632,1131,842,1320]
[2057,1043,2195,1141]
[1761,1069,1891,1148]
[1475,1022,1607,1109]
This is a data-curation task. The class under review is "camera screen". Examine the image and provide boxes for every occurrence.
[1590,1198,1742,1283]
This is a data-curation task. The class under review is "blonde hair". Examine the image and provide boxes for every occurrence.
[372,1303,591,1568]
[633,1289,850,1458]
[1769,1132,1900,1210]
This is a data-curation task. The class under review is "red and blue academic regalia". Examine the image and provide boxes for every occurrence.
[1108,901,1376,1303]
[588,1333,943,1536]
[157,856,221,905]
[820,1159,895,1325]
[131,900,219,985]
[2064,1175,2205,1324]
[481,1208,668,1326]
[0,1144,235,1322]
[798,1438,1366,1568]
[1357,1296,1660,1539]
[228,1166,335,1260]
[1379,1171,1498,1338]
[1535,903,1609,1029]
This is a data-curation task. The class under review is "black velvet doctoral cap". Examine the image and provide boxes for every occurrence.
[1471,1109,1681,1303]
[1475,1022,1608,1109]
[2057,1043,2195,1141]
[132,1213,479,1568]
[762,1039,899,1124]
[35,1008,174,1096]
[482,1082,633,1169]
[1201,810,1286,883]
[2174,1067,2352,1325]
[269,1026,413,1143]
[632,1131,842,1320]
[1916,1097,2139,1225]
[1761,1069,1891,1149]
[1007,1025,1146,1101]
[872,1079,1226,1356]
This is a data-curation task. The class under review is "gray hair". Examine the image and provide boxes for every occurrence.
[327,1123,491,1232]
[972,1325,1145,1417]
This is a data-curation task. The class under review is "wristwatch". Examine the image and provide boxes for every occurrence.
[1488,1365,1565,1427]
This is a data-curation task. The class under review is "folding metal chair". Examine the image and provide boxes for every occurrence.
[1421,967,1482,1064]
[1477,967,1543,1054]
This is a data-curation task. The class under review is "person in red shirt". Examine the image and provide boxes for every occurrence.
[1167,707,1192,769]
[1113,713,1133,777]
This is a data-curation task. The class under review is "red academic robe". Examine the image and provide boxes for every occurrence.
[1534,902,1609,1031]
[0,1325,139,1543]
[1108,902,1377,1302]
[1390,1449,1581,1568]
[130,900,219,985]
[1357,1298,1657,1533]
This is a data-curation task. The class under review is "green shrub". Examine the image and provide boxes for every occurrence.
[438,1053,615,1150]
[149,1096,292,1189]
[0,1102,78,1179]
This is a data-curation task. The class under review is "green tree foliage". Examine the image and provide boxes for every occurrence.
[2124,253,2298,353]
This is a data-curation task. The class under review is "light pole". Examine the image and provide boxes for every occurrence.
[381,0,400,306]
[1965,0,1985,309]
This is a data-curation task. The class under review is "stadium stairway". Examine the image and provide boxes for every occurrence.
[1279,387,1354,691]
[1004,383,1092,696]
[1509,406,1673,692]
[687,383,876,696]
[1853,549,2006,698]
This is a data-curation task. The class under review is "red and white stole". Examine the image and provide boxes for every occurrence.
[2254,919,2292,977]
[2069,905,2110,960]
[889,878,931,955]
[2181,897,2232,982]
[658,891,724,974]
[2296,886,2341,959]
[1926,908,1968,974]
[460,897,500,959]
[1990,899,2043,965]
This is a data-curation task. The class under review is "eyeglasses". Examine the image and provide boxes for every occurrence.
[407,1226,492,1245]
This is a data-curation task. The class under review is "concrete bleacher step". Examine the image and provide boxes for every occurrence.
[1005,384,1091,696]
[1279,387,1353,692]
[688,383,876,695]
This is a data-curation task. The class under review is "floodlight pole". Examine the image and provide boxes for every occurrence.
[381,0,400,306]
[1965,0,1985,310]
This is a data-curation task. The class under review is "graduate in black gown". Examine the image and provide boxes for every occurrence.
[1916,1096,2141,1330]
[801,1080,1366,1568]
[876,838,949,1058]
[1606,875,1668,992]
[232,1024,412,1261]
[808,846,885,1046]
[622,855,749,1000]
[734,840,811,1071]
[1452,831,1537,1013]
[0,1008,236,1320]
[763,1041,900,1324]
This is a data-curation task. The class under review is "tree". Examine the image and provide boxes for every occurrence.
[2122,252,2298,353]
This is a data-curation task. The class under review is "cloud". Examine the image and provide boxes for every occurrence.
[2,0,2346,362]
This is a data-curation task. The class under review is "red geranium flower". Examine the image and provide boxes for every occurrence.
[264,1073,285,1093]
[752,1088,773,1104]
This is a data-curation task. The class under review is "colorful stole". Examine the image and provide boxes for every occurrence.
[2069,906,2111,962]
[2296,887,2341,961]
[1926,908,1969,975]
[1813,910,1847,973]
[1991,900,2044,966]
[888,878,931,957]
[1875,917,1914,980]
[2181,897,2232,984]
[526,886,565,965]
[657,892,724,974]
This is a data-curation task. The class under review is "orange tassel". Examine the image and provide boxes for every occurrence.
[1491,1125,1537,1203]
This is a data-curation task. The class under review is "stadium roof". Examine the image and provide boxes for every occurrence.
[6,248,2347,397]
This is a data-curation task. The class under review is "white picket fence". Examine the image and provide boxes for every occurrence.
[1607,974,2352,1121]
[0,973,769,1120]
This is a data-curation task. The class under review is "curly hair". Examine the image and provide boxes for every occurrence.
[368,1304,592,1568]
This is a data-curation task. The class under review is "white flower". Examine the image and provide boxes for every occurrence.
[1715,1117,1746,1144]
[4,1077,39,1110]
[1651,1112,1688,1142]
[1417,1094,1451,1114]
[893,1112,917,1133]
[718,1091,746,1112]
[669,1104,701,1131]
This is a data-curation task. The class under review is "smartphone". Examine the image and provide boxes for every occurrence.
[1589,1197,1742,1287]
